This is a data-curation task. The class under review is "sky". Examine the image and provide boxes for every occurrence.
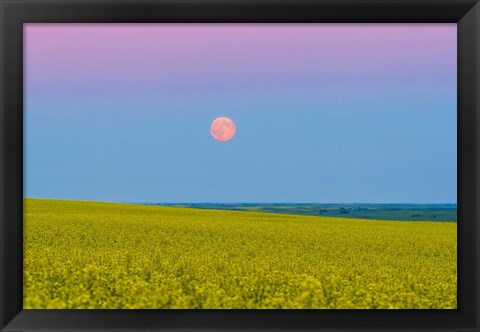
[24,24,457,203]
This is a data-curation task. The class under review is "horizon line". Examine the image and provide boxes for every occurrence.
[24,197,458,205]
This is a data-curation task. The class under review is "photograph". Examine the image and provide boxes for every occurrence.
[23,23,457,309]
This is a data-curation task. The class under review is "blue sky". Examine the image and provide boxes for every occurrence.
[24,24,457,203]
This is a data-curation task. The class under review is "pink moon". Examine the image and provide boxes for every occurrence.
[210,117,236,142]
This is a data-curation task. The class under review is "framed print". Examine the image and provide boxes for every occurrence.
[1,0,479,331]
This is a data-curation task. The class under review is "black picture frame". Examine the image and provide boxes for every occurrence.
[1,1,479,331]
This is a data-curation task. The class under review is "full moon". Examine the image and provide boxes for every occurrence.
[210,117,236,142]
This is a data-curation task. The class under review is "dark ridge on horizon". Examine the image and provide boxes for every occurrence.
[145,202,457,205]
[144,202,457,223]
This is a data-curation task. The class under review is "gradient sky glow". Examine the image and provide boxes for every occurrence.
[25,24,457,203]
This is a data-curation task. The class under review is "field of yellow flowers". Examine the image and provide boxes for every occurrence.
[23,198,456,309]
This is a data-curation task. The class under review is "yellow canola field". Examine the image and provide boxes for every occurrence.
[24,198,457,309]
